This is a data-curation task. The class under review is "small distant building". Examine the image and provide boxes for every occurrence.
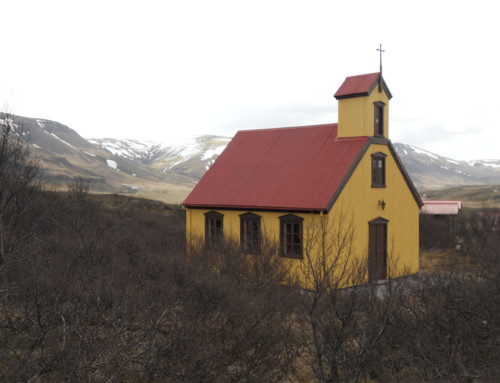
[184,72,422,286]
[420,200,462,249]
[420,200,462,216]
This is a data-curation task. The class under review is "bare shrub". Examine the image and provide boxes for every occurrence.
[1,173,297,382]
[291,209,408,383]
[420,214,458,250]
[0,174,189,381]
[0,113,43,276]
[378,208,500,382]
[173,236,296,382]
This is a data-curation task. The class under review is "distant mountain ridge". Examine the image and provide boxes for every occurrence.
[393,143,500,189]
[2,113,500,203]
[1,113,199,202]
[89,135,231,179]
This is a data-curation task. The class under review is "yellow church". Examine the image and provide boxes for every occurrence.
[183,72,422,287]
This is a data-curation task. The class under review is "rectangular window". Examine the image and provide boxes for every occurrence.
[374,101,385,137]
[204,211,223,246]
[371,153,386,187]
[279,214,303,258]
[240,212,261,254]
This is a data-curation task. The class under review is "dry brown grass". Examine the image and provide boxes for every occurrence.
[420,248,479,275]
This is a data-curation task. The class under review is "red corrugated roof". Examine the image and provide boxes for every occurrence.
[183,124,369,211]
[334,73,380,98]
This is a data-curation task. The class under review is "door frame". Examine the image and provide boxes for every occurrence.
[368,217,388,282]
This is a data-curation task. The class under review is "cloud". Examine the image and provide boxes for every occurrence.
[2,1,500,161]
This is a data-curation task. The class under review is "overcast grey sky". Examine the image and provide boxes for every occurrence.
[1,0,499,160]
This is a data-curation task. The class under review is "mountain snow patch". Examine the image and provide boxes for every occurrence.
[480,162,500,169]
[410,146,439,159]
[0,117,19,130]
[89,138,160,160]
[51,133,77,150]
[107,159,118,170]
[202,146,226,160]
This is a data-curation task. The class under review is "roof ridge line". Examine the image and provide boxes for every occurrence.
[238,123,337,133]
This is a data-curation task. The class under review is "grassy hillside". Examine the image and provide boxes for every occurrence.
[421,184,500,208]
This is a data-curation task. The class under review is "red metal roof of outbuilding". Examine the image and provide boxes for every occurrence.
[183,124,369,211]
[420,200,462,215]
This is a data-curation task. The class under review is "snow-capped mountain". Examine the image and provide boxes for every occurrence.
[469,159,500,170]
[0,113,199,202]
[394,143,500,189]
[90,135,231,179]
[4,112,500,202]
[89,138,500,191]
[88,138,163,164]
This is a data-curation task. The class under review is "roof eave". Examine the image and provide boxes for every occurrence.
[366,75,393,100]
[334,92,370,100]
[324,140,372,211]
[334,74,393,100]
[183,204,326,214]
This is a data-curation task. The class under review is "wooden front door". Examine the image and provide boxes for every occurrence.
[369,219,387,282]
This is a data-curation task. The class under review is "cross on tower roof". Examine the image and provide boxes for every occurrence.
[377,44,385,92]
[377,44,385,74]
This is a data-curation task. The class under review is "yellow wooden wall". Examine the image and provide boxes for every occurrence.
[333,144,420,277]
[337,88,390,138]
[184,143,419,288]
